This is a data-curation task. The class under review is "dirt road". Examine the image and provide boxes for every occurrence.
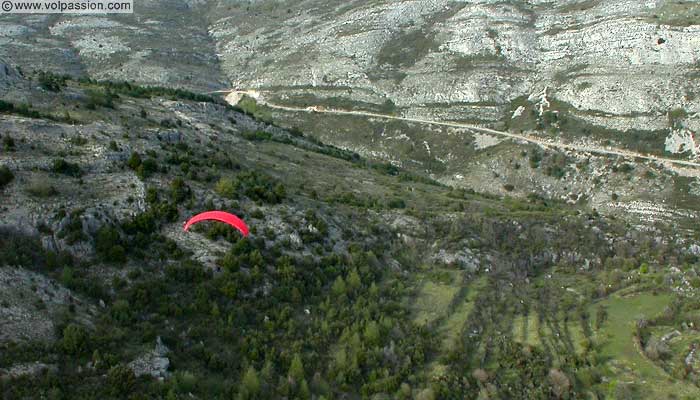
[219,90,700,172]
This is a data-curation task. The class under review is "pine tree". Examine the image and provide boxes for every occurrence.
[241,366,261,398]
[364,321,381,345]
[331,276,346,297]
[347,268,361,291]
[289,353,305,383]
[299,379,311,400]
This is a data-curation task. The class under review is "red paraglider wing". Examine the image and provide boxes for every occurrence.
[183,211,249,237]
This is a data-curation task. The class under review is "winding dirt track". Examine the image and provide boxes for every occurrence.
[219,90,700,171]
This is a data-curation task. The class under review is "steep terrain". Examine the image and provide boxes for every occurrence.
[1,1,700,399]
[1,62,700,399]
[1,0,699,223]
[208,0,700,226]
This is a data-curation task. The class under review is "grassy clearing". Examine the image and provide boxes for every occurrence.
[411,270,461,326]
[420,275,488,376]
[439,276,487,351]
[592,292,700,398]
[513,314,539,347]
[411,272,489,377]
[512,312,587,356]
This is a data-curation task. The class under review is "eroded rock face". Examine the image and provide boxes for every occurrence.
[127,337,170,379]
[433,248,480,272]
[0,4,228,91]
[0,1,698,226]
[0,362,56,380]
[1,1,696,129]
[209,0,699,130]
[0,59,20,89]
[0,267,94,343]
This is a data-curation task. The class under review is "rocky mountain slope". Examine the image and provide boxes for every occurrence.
[1,62,699,399]
[2,1,699,225]
[210,0,700,131]
[2,2,700,398]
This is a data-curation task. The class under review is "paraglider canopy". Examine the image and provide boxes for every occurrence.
[183,211,249,237]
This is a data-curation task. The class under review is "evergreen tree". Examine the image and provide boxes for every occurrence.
[289,353,305,383]
[240,366,261,398]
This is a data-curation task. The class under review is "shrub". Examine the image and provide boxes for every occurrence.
[2,135,15,151]
[616,163,634,174]
[26,178,58,197]
[216,171,285,204]
[0,228,46,267]
[107,365,136,395]
[215,177,236,198]
[52,159,82,177]
[127,152,142,170]
[95,226,126,264]
[241,130,273,141]
[170,177,190,204]
[0,165,14,188]
[111,299,133,324]
[387,198,406,209]
[57,211,87,245]
[529,151,542,168]
[126,152,158,179]
[62,323,89,355]
[0,99,14,112]
[139,158,158,178]
[668,108,688,122]
[37,71,67,92]
[85,88,116,109]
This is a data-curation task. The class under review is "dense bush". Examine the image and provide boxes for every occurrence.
[95,226,126,264]
[85,88,116,109]
[0,100,71,122]
[242,130,273,141]
[170,177,191,204]
[57,209,87,245]
[215,171,285,204]
[52,158,83,177]
[92,79,218,103]
[0,228,46,267]
[37,71,68,92]
[62,323,90,355]
[126,152,159,179]
[387,197,406,209]
[0,165,14,188]
[2,134,15,151]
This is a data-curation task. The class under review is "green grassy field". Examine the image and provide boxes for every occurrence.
[592,292,700,399]
[408,269,492,376]
[411,269,463,327]
[439,276,487,351]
